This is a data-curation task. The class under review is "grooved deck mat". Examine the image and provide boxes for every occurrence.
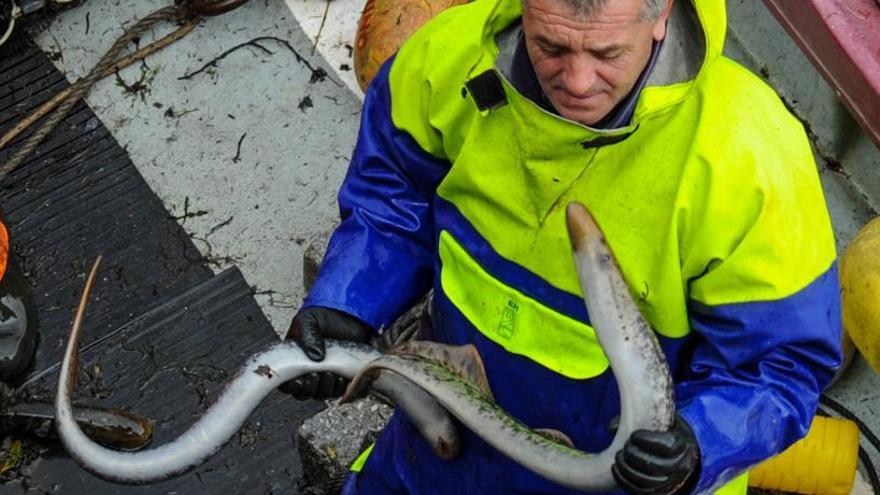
[0,34,321,493]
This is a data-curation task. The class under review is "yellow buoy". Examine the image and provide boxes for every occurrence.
[841,216,880,373]
[749,416,860,495]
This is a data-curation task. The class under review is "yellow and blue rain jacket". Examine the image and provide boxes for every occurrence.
[304,0,843,492]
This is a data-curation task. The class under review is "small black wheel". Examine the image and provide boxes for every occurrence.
[0,259,39,382]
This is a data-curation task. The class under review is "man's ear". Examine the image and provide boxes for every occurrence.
[652,0,675,41]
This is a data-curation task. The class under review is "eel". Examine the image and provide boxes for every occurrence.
[55,201,674,490]
[358,369,460,459]
[341,202,675,491]
[0,400,152,450]
[54,256,458,484]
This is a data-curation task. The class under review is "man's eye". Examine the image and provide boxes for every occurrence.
[595,51,622,61]
[540,44,564,56]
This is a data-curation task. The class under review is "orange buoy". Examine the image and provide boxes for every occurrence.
[353,0,468,91]
[0,219,7,283]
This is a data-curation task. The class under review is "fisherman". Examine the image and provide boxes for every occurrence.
[0,216,37,382]
[281,0,842,493]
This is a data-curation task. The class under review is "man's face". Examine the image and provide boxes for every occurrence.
[522,0,671,126]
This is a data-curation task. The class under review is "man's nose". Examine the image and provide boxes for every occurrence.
[561,55,597,97]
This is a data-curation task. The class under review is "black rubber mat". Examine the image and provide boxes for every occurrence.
[13,268,321,494]
[0,33,321,492]
[0,33,213,381]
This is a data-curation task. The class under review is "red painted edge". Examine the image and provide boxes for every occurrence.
[761,0,880,149]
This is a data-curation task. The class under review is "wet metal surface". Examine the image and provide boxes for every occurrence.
[759,0,880,149]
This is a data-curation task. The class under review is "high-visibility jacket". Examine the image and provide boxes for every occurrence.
[305,0,842,492]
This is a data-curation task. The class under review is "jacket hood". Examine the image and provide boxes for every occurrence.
[473,0,728,123]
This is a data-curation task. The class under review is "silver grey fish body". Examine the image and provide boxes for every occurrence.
[54,258,459,484]
[566,202,675,486]
[361,370,460,459]
[57,338,374,483]
[56,201,674,489]
[346,202,674,491]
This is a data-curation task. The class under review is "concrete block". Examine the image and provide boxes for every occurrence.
[297,396,393,494]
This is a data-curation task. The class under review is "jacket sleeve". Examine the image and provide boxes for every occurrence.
[675,163,843,493]
[678,265,842,493]
[302,58,450,330]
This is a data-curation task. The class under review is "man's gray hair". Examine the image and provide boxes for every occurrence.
[524,0,668,21]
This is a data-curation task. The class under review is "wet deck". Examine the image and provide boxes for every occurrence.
[0,33,321,492]
[1,0,879,493]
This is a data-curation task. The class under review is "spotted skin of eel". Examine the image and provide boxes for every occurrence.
[55,202,673,490]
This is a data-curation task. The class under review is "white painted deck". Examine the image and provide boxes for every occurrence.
[33,0,364,334]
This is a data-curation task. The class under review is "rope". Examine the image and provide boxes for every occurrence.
[0,18,198,152]
[0,5,195,183]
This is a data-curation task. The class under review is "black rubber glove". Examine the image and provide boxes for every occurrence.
[612,416,700,495]
[278,306,372,401]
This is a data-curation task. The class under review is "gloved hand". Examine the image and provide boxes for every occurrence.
[612,416,700,495]
[278,306,372,400]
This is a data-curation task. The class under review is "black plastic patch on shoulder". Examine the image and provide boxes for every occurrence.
[464,70,508,111]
